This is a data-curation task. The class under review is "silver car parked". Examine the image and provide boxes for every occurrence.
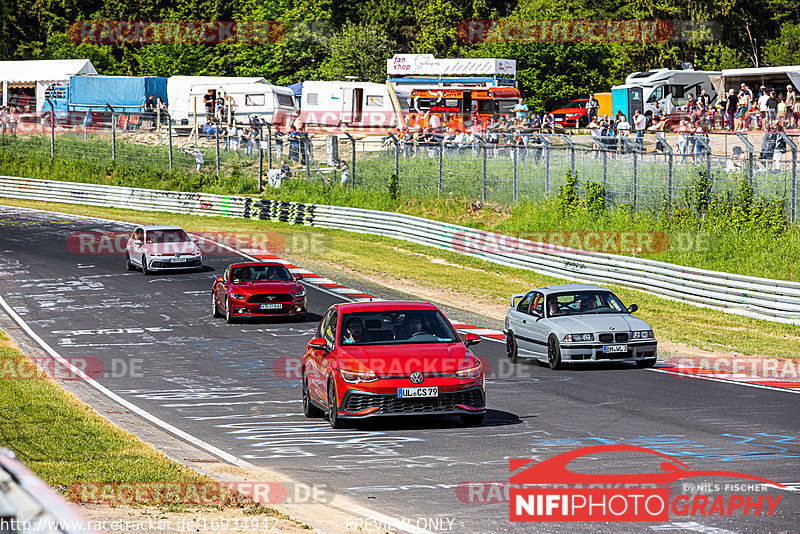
[504,284,657,369]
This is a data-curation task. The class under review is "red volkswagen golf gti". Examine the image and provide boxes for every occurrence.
[302,301,486,428]
[212,262,306,323]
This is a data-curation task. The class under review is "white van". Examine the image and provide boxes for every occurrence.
[167,76,296,124]
[300,81,409,130]
[617,68,721,118]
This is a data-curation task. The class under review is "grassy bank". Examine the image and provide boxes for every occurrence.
[2,197,798,361]
[0,331,206,488]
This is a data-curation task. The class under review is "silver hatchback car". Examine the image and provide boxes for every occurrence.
[504,284,657,369]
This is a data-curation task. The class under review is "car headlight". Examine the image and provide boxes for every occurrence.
[229,293,246,300]
[293,287,306,298]
[340,369,378,383]
[563,333,594,342]
[455,363,483,380]
[632,330,654,339]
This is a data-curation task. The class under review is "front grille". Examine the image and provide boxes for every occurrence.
[615,333,629,342]
[598,333,613,343]
[248,293,293,303]
[343,388,484,415]
[151,259,201,268]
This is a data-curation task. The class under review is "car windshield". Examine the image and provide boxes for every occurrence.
[563,100,587,110]
[230,265,293,282]
[548,291,628,317]
[145,229,190,244]
[339,310,459,346]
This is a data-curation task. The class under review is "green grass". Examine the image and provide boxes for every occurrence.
[0,331,206,489]
[2,197,798,361]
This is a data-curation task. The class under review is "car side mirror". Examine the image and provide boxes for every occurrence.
[295,273,303,280]
[628,304,638,314]
[464,333,481,347]
[308,337,328,351]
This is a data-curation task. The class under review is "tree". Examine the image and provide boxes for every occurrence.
[762,23,800,66]
[320,23,395,82]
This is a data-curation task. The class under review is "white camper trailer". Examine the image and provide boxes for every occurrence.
[167,76,296,124]
[617,68,721,117]
[300,81,409,130]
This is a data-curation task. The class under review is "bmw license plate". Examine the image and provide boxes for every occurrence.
[398,387,438,398]
[259,303,282,310]
[603,345,628,354]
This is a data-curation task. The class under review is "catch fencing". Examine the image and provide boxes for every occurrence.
[1,174,799,324]
[1,113,797,220]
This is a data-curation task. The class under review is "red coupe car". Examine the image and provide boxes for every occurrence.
[212,262,306,323]
[301,301,486,428]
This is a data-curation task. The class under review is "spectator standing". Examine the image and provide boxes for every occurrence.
[616,113,631,150]
[633,109,647,150]
[725,89,738,132]
[736,89,749,131]
[777,96,787,129]
[288,125,301,162]
[758,89,770,129]
[274,126,285,161]
[698,89,711,109]
[767,90,778,127]
[677,120,689,163]
[203,90,214,119]
[649,116,667,159]
[227,123,239,152]
[187,148,204,172]
[693,122,706,161]
[717,91,728,130]
[589,117,602,158]
[774,124,786,171]
[586,93,600,121]
[0,107,6,134]
[7,108,18,136]
[338,160,350,186]
[428,112,442,133]
[512,98,529,126]
[759,126,776,168]
[786,85,797,128]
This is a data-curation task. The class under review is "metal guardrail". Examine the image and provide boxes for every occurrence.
[0,448,99,534]
[1,175,799,324]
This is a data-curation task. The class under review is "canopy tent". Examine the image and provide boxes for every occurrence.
[0,59,97,112]
[286,82,302,96]
[710,65,800,97]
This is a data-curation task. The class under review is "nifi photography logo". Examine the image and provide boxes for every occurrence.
[507,445,784,522]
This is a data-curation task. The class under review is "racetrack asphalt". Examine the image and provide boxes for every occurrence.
[1,205,798,534]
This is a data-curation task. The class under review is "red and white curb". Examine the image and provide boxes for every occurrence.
[240,249,506,339]
[653,366,800,394]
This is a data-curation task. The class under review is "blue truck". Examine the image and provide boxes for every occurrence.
[44,75,168,122]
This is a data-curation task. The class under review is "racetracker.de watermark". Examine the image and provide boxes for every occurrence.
[67,21,332,45]
[457,20,719,43]
[668,357,800,381]
[450,230,715,256]
[69,481,333,506]
[66,231,328,255]
[0,355,142,380]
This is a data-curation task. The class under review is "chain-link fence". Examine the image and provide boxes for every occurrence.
[1,113,798,221]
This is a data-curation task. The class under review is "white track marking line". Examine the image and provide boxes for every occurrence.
[0,294,254,467]
[648,368,800,395]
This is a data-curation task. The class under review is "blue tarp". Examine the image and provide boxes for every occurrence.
[287,82,302,96]
[69,76,168,112]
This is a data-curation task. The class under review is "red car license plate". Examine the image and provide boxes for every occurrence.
[259,304,282,310]
[398,387,438,398]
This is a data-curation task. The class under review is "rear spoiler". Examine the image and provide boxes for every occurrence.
[510,292,527,308]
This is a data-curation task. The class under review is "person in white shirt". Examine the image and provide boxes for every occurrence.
[227,125,239,152]
[186,148,204,172]
[453,128,466,154]
[633,110,647,150]
[758,91,770,129]
[588,118,602,159]
[616,114,630,151]
[429,113,442,133]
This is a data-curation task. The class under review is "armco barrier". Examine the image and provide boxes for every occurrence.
[0,448,99,533]
[2,175,799,324]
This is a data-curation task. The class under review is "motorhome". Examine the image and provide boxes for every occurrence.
[300,81,410,130]
[167,76,296,125]
[613,67,721,119]
[709,65,800,96]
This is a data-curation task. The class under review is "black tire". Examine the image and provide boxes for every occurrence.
[460,413,485,426]
[303,375,324,418]
[506,332,518,364]
[125,253,135,271]
[578,115,589,128]
[141,255,150,275]
[636,358,657,369]
[225,297,236,324]
[548,336,563,370]
[212,293,223,318]
[327,380,345,429]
